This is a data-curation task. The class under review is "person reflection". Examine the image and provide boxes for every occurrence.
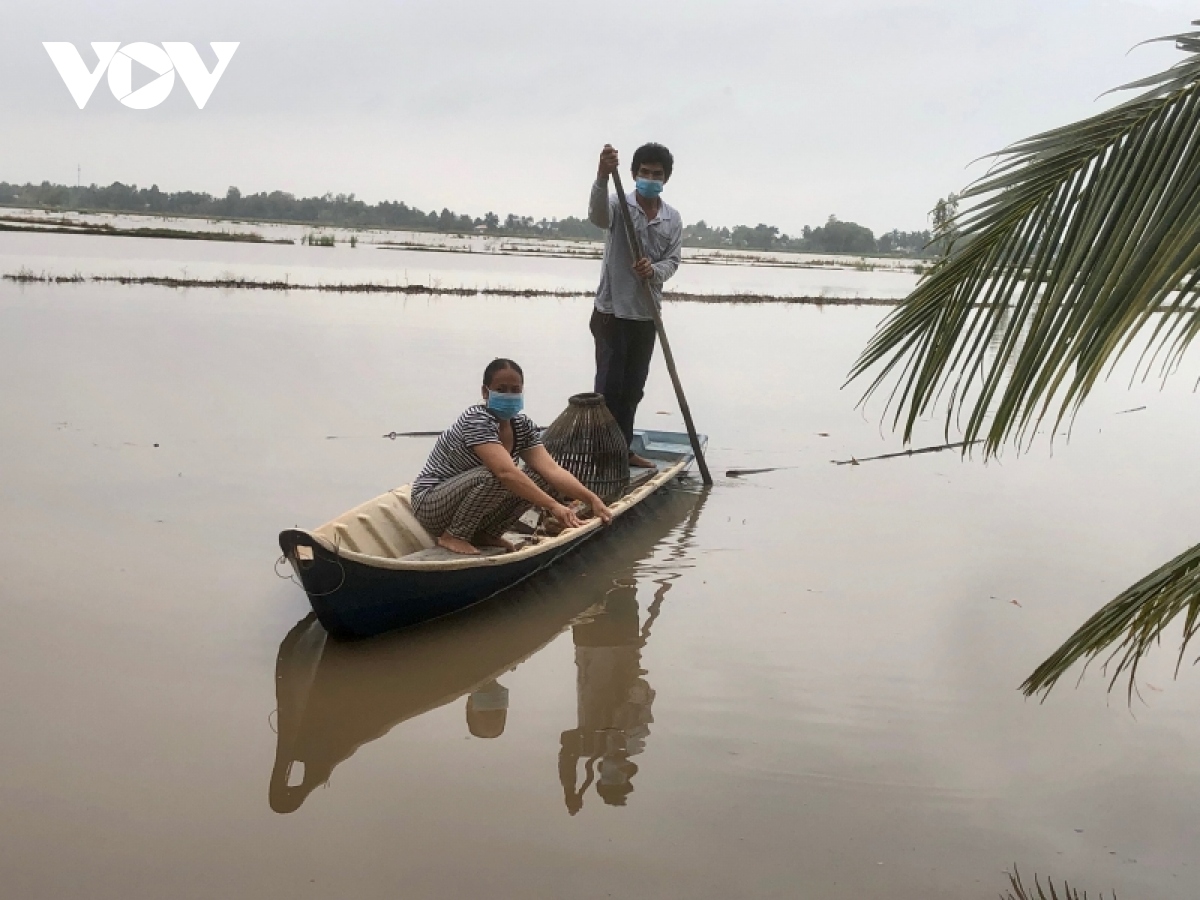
[558,586,654,814]
[465,679,509,739]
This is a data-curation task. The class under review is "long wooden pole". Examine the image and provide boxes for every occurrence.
[609,170,713,485]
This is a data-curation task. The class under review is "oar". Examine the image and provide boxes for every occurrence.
[609,169,713,485]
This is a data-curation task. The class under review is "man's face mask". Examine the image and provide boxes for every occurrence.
[635,177,664,199]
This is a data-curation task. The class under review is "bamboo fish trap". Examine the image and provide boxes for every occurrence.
[542,393,631,503]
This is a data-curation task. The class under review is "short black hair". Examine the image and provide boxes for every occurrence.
[482,357,524,387]
[631,143,673,181]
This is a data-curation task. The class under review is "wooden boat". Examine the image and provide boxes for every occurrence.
[278,429,705,639]
[269,484,704,813]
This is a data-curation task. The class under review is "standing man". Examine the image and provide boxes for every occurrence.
[588,143,682,468]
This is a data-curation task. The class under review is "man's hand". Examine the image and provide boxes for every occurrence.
[550,502,584,531]
[632,257,653,280]
[597,144,619,180]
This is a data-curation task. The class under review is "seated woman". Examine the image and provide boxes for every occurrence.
[410,358,614,555]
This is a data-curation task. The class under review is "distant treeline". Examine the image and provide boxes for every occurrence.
[0,179,939,257]
[684,218,936,256]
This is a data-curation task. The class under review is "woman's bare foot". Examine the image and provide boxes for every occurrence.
[629,452,655,468]
[477,535,518,553]
[438,533,480,555]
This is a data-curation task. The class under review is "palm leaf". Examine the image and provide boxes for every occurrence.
[1003,865,1117,900]
[848,23,1200,698]
[1021,540,1200,700]
[849,23,1200,455]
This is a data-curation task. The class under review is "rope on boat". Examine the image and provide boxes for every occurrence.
[274,542,347,598]
[274,553,299,584]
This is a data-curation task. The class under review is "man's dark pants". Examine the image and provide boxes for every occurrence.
[590,309,658,448]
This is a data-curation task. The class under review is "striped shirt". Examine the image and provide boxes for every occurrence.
[411,405,543,501]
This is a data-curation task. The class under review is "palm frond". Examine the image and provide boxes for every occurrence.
[849,23,1200,454]
[1003,865,1117,900]
[1022,541,1200,700]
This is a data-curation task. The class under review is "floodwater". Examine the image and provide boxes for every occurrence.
[2,237,1200,899]
[0,225,920,299]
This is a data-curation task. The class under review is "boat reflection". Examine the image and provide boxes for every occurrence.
[269,484,706,814]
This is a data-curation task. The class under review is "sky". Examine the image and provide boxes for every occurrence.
[0,0,1196,235]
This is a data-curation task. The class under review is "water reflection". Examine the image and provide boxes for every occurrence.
[558,501,697,814]
[269,484,706,814]
[559,589,653,812]
[466,679,509,738]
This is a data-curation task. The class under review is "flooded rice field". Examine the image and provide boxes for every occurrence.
[0,224,920,300]
[2,231,1199,899]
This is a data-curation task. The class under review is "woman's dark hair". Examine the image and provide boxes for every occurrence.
[482,357,524,387]
[631,143,674,181]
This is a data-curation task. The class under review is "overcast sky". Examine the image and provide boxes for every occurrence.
[0,1,1195,234]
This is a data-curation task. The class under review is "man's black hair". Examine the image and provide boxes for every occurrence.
[482,357,524,386]
[631,143,674,181]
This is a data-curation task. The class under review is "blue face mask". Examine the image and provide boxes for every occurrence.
[635,177,664,199]
[486,390,524,420]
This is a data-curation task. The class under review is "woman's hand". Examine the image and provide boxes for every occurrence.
[589,496,613,525]
[550,503,584,530]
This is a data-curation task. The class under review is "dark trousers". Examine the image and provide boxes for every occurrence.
[590,309,657,447]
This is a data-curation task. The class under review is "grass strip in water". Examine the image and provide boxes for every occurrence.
[0,218,292,244]
[377,239,925,273]
[0,269,901,306]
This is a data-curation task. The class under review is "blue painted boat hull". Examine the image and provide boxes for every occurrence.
[280,520,594,639]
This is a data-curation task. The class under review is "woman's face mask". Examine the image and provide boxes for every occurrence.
[486,390,524,420]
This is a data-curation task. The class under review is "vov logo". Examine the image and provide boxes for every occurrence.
[43,42,240,110]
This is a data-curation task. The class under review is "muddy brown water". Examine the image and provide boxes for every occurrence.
[2,277,1199,899]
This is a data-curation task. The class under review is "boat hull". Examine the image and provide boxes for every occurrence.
[279,525,596,639]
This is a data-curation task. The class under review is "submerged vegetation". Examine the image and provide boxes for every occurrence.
[0,268,897,307]
[0,213,290,244]
[850,21,1200,699]
[373,238,926,273]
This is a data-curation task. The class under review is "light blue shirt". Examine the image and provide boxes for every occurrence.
[588,178,683,321]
